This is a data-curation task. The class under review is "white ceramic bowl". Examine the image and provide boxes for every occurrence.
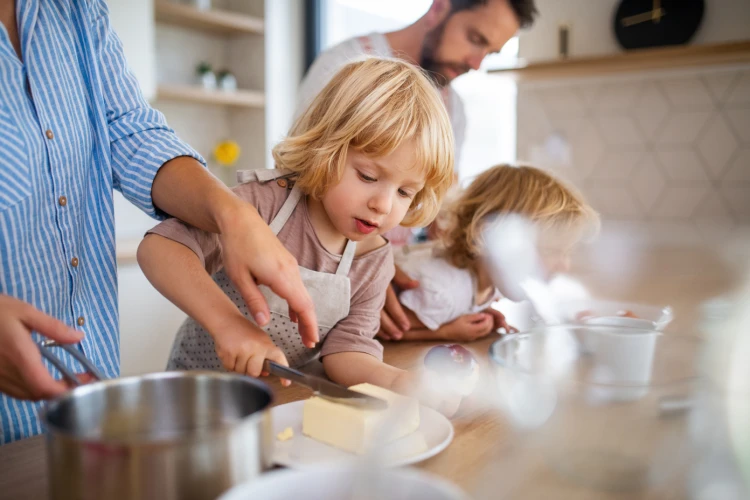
[558,299,673,331]
[218,463,468,500]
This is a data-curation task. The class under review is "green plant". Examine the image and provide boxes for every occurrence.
[196,62,213,75]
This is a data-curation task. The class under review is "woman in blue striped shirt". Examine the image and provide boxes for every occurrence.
[0,0,318,444]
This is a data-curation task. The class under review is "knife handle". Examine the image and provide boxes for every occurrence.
[263,359,307,385]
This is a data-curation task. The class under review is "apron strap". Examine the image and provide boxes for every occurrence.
[335,239,357,276]
[236,169,302,237]
[236,169,355,273]
[236,168,293,184]
[269,186,303,236]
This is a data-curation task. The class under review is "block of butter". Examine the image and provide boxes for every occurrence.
[302,383,420,455]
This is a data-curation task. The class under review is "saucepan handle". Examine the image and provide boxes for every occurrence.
[37,340,105,387]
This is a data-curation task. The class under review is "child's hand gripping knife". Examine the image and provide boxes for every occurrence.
[211,313,291,386]
[137,234,291,385]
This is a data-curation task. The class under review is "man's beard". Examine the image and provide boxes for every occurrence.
[420,22,470,87]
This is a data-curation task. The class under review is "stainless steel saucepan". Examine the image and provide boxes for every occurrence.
[38,340,273,500]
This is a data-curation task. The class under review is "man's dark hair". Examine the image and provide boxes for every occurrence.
[450,0,538,29]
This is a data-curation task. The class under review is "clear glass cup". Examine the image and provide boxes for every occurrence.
[488,325,701,495]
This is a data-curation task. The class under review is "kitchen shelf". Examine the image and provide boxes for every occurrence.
[154,1,264,36]
[489,40,750,81]
[156,84,265,108]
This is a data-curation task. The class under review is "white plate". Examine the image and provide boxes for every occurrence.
[219,463,468,500]
[271,401,454,468]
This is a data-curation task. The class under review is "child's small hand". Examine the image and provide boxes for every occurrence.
[441,313,495,342]
[391,370,462,417]
[482,308,519,334]
[212,314,291,385]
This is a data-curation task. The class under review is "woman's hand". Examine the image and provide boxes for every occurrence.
[218,202,319,348]
[0,295,84,400]
[151,159,319,349]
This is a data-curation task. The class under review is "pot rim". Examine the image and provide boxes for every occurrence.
[39,370,274,446]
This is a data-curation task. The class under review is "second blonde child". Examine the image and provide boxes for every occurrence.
[395,164,599,342]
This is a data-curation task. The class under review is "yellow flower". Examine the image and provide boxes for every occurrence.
[213,140,241,167]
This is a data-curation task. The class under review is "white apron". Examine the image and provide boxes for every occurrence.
[167,169,356,370]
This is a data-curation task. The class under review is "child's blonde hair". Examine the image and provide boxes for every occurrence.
[442,165,599,269]
[272,57,454,227]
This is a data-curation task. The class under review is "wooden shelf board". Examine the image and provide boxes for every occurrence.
[489,40,750,81]
[156,84,265,108]
[154,1,264,36]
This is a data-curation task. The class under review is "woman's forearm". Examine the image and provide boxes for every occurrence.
[151,156,245,235]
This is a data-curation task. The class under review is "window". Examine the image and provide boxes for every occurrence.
[323,0,432,49]
[453,36,519,183]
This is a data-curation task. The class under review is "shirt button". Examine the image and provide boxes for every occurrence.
[277,179,288,188]
[58,196,67,207]
[77,316,85,327]
[45,129,54,140]
[71,257,79,267]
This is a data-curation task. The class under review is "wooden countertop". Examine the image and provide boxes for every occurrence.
[0,335,694,500]
[0,245,736,499]
[0,337,509,499]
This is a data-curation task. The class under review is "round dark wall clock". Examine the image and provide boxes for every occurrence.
[614,0,705,50]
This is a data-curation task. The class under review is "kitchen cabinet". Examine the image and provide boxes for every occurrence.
[118,261,186,376]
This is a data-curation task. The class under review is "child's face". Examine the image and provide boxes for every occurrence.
[321,143,424,242]
[538,244,572,280]
[538,229,580,280]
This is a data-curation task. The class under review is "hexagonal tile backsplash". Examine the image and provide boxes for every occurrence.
[517,65,750,242]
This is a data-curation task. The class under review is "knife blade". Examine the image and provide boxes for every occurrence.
[263,360,388,410]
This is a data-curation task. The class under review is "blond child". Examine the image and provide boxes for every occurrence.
[137,58,456,411]
[396,164,599,342]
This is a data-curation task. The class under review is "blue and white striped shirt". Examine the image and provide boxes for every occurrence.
[0,0,203,443]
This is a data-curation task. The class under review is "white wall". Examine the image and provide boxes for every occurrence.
[519,0,750,62]
[118,265,186,376]
[514,0,750,251]
[108,0,156,100]
[517,64,750,248]
[265,0,306,167]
